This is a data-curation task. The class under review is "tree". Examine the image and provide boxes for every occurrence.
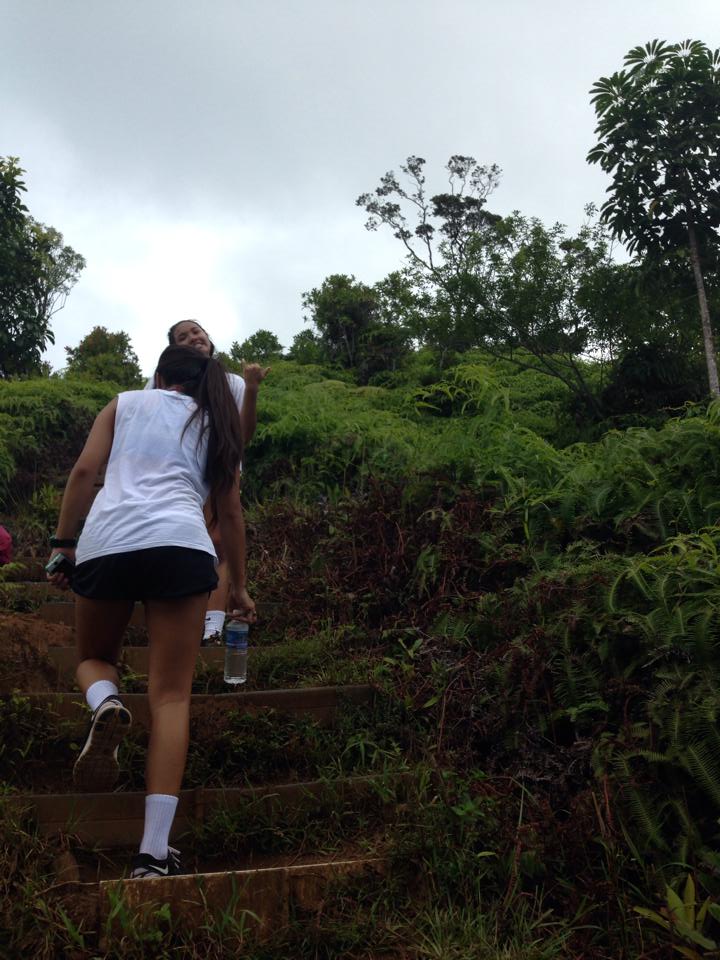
[302,274,377,368]
[301,273,412,382]
[358,155,501,362]
[286,329,326,365]
[357,153,709,415]
[373,270,430,344]
[588,39,720,396]
[229,329,284,365]
[0,157,85,378]
[359,155,636,411]
[65,326,143,387]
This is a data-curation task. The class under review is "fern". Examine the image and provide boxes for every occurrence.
[626,787,670,851]
[685,742,720,809]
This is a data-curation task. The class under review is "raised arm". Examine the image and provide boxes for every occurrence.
[239,363,270,446]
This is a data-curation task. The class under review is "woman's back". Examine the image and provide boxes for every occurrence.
[76,390,215,564]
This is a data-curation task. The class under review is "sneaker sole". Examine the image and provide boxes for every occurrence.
[73,701,132,792]
[130,850,183,879]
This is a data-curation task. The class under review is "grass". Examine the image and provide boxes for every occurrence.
[118,631,375,693]
[0,790,618,960]
[0,695,413,793]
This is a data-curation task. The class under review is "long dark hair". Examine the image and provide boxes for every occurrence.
[167,319,215,356]
[156,345,243,518]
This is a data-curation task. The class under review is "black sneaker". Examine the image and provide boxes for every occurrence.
[72,695,132,792]
[130,846,182,879]
[201,631,222,647]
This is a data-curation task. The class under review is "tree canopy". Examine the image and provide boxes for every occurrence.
[0,157,85,378]
[230,330,284,365]
[588,39,720,395]
[302,274,412,383]
[64,326,143,387]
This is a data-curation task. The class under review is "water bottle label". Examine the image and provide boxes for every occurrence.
[225,621,249,649]
[226,637,248,650]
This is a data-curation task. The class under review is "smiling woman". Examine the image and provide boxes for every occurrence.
[168,320,215,356]
[146,319,270,644]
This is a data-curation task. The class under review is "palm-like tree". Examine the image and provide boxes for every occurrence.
[588,40,720,396]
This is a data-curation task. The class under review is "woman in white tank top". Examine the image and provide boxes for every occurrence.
[46,345,256,879]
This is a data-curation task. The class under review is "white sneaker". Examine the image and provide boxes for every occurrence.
[72,695,132,792]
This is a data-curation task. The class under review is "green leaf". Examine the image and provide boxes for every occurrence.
[666,884,687,923]
[633,906,671,931]
[683,874,696,928]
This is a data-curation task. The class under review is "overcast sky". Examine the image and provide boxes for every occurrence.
[2,0,718,376]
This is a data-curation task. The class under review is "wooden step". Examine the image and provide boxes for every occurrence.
[15,776,396,845]
[16,685,374,728]
[58,856,384,941]
[103,856,383,930]
[36,601,145,627]
[36,601,276,627]
[47,644,225,684]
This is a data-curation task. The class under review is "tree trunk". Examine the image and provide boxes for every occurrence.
[688,223,720,398]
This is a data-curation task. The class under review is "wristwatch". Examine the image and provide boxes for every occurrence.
[49,536,77,548]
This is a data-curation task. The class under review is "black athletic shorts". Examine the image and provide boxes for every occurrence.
[72,547,218,601]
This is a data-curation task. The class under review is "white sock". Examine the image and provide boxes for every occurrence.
[139,794,179,860]
[203,609,225,640]
[86,680,119,713]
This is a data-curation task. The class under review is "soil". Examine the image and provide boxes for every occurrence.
[0,612,74,691]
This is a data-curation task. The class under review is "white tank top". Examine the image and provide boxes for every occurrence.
[76,390,217,564]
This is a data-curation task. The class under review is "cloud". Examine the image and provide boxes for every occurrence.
[2,0,719,374]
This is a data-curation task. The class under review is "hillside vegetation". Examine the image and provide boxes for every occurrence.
[3,354,720,955]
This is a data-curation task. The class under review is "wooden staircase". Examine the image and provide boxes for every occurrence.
[2,592,396,940]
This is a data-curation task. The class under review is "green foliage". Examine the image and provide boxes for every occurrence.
[238,365,720,889]
[64,325,143,387]
[359,151,713,415]
[0,376,116,507]
[0,157,85,378]
[601,341,707,418]
[635,874,720,958]
[229,329,284,364]
[242,360,426,500]
[544,400,720,545]
[588,39,720,395]
[10,338,720,952]
[358,155,500,360]
[588,39,720,256]
[286,327,326,365]
[302,273,377,369]
[302,273,412,383]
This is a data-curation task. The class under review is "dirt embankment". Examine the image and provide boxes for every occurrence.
[0,613,73,691]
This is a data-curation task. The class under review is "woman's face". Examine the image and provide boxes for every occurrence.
[172,321,212,356]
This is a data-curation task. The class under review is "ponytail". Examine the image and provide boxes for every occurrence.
[156,345,243,519]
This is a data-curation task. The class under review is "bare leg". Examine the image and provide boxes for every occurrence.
[144,594,207,795]
[73,596,135,791]
[75,596,135,691]
[207,559,229,612]
[203,518,228,643]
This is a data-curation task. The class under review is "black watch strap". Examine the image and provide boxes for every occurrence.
[49,536,77,548]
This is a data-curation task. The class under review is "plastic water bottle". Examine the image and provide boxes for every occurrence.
[224,620,249,685]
